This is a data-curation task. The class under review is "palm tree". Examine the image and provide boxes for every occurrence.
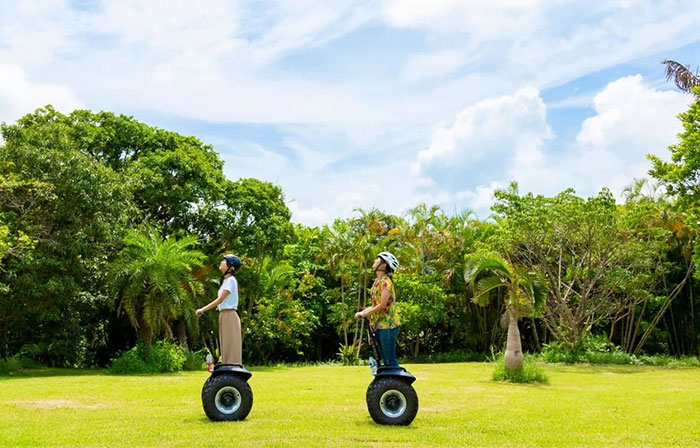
[320,221,354,346]
[111,228,206,348]
[663,60,700,99]
[464,254,546,371]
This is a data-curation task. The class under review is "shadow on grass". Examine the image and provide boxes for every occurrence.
[0,368,192,379]
[0,368,107,379]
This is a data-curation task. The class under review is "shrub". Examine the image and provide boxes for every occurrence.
[0,356,23,375]
[540,334,700,366]
[338,343,361,366]
[182,350,205,371]
[491,353,549,384]
[108,341,185,374]
[540,334,628,364]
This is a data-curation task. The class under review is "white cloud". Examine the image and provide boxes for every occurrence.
[414,86,552,180]
[455,181,508,211]
[1,2,699,225]
[0,1,80,67]
[415,75,691,217]
[0,64,83,126]
[512,75,690,200]
[381,0,546,38]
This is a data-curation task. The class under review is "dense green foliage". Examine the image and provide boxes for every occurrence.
[1,100,699,369]
[108,341,186,374]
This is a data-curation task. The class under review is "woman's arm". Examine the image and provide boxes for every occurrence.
[355,288,391,319]
[196,289,230,316]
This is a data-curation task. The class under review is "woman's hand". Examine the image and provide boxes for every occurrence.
[355,310,365,320]
[195,308,204,317]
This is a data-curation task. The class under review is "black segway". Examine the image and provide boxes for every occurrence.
[199,313,253,421]
[364,323,419,425]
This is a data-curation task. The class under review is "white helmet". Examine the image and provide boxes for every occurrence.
[377,251,399,272]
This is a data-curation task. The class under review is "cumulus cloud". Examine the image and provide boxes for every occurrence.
[416,75,691,216]
[414,86,552,189]
[1,2,698,224]
[0,64,83,126]
[513,75,690,199]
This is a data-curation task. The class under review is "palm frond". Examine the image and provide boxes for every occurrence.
[472,276,508,306]
[464,253,512,284]
[663,60,700,96]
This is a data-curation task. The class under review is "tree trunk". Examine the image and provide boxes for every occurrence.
[691,282,698,356]
[352,269,362,346]
[530,317,541,352]
[634,263,693,354]
[504,308,523,372]
[177,319,188,351]
[356,271,367,361]
[341,281,348,347]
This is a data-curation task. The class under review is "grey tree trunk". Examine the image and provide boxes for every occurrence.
[504,307,524,372]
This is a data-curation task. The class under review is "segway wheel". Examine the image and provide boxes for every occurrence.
[201,374,253,421]
[366,377,418,425]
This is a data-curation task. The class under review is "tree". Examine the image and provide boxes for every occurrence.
[197,178,294,339]
[0,163,57,358]
[491,184,662,348]
[0,127,131,366]
[320,220,355,347]
[110,228,205,348]
[611,179,695,354]
[464,253,546,371]
[243,258,316,363]
[1,106,228,236]
[395,273,448,358]
[649,96,700,226]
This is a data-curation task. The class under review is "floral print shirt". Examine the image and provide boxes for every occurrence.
[369,275,400,330]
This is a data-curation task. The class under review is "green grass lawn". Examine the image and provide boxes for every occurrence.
[1,363,699,447]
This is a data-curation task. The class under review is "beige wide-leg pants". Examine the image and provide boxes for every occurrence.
[218,309,242,364]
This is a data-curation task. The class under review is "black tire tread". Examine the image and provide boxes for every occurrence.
[366,377,418,426]
[201,374,253,421]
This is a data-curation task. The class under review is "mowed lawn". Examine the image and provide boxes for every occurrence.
[1,363,699,447]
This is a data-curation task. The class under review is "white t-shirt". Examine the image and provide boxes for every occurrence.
[217,276,239,311]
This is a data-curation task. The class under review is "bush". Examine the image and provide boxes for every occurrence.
[540,334,700,366]
[0,355,44,375]
[108,341,185,374]
[182,350,205,371]
[338,343,361,366]
[634,354,700,367]
[0,356,23,375]
[491,353,548,384]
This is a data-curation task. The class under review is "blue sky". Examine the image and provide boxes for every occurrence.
[1,1,698,225]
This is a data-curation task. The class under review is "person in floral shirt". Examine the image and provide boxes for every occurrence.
[355,252,401,366]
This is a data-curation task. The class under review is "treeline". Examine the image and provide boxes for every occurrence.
[1,100,699,367]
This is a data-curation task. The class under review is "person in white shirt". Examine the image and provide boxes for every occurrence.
[196,254,243,365]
